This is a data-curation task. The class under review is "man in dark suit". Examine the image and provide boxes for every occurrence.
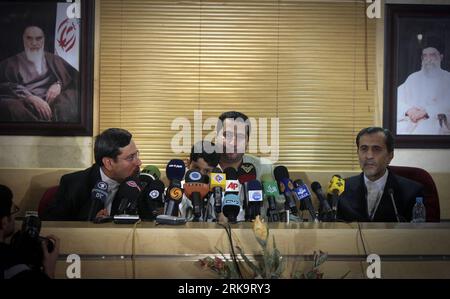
[337,127,424,222]
[42,128,142,221]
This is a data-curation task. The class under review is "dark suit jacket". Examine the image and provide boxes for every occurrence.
[337,170,424,222]
[42,164,121,221]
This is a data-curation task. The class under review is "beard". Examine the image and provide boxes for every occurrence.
[422,60,440,75]
[25,47,45,75]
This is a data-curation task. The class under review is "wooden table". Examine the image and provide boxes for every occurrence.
[20,221,450,279]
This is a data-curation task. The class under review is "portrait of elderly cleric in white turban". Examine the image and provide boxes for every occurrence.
[0,25,79,123]
[396,40,450,135]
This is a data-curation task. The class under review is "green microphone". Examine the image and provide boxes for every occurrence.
[261,174,280,222]
[140,165,161,188]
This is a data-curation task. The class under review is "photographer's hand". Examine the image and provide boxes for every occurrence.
[41,234,60,278]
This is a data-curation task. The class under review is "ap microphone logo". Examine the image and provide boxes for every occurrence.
[227,182,239,191]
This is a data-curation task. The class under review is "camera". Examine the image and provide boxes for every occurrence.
[10,212,54,270]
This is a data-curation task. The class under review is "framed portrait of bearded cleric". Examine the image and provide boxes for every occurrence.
[383,4,450,148]
[0,0,93,136]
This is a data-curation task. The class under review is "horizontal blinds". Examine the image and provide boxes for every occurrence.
[99,0,376,171]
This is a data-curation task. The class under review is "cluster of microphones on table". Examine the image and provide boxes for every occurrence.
[88,159,346,225]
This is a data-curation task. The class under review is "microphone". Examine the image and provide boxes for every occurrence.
[247,179,263,221]
[164,159,185,217]
[139,179,165,221]
[326,175,345,219]
[166,159,186,181]
[388,188,401,222]
[293,179,318,222]
[238,163,257,221]
[311,181,333,221]
[224,167,240,194]
[139,165,161,188]
[88,181,109,221]
[261,176,280,222]
[222,193,240,223]
[116,179,142,215]
[273,165,298,216]
[210,168,226,214]
[184,170,210,221]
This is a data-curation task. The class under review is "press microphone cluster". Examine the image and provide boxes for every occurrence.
[86,158,350,225]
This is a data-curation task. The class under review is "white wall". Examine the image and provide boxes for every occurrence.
[0,136,92,168]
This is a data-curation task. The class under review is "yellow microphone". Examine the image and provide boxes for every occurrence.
[326,175,345,217]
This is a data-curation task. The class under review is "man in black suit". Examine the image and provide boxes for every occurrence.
[337,127,424,222]
[42,128,142,221]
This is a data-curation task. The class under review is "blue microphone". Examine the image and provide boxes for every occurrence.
[293,179,318,222]
[222,193,240,223]
[166,159,185,182]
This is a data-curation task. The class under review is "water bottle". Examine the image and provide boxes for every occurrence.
[411,197,426,223]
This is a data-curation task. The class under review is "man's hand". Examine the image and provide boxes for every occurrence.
[406,107,429,123]
[96,208,109,218]
[46,82,62,105]
[41,234,60,279]
[25,95,52,120]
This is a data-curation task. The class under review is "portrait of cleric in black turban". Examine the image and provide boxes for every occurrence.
[0,2,82,125]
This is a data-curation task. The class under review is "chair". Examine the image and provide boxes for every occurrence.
[388,165,440,222]
[38,185,59,217]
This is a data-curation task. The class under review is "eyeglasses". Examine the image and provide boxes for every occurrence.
[10,203,20,216]
[119,151,140,162]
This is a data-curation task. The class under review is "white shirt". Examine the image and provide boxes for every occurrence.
[99,167,120,215]
[364,169,389,220]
